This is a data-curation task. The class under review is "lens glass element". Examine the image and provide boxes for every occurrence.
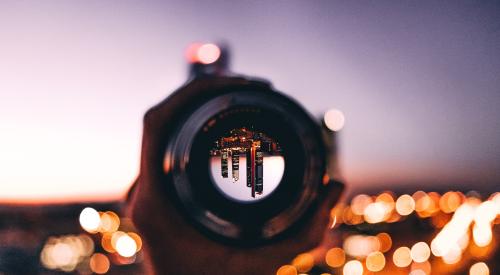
[209,127,284,202]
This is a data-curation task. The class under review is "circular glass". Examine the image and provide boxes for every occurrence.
[209,127,285,203]
[164,89,325,242]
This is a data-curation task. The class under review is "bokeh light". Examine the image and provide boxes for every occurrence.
[376,232,392,253]
[343,235,380,258]
[280,190,500,274]
[99,211,120,233]
[40,235,95,272]
[197,43,221,64]
[440,191,462,213]
[396,194,415,216]
[411,242,431,263]
[89,253,110,274]
[115,233,138,258]
[351,194,372,216]
[366,251,385,272]
[343,260,363,275]
[393,246,412,267]
[472,223,492,247]
[469,262,490,275]
[79,207,101,233]
[363,202,389,224]
[276,265,297,275]
[323,109,345,132]
[291,253,314,273]
[325,247,345,268]
[411,261,431,275]
[442,244,462,265]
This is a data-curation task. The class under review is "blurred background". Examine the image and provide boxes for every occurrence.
[1,1,499,274]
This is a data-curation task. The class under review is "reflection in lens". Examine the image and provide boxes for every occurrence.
[209,127,284,202]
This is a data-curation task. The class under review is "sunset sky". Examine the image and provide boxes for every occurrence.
[1,1,499,202]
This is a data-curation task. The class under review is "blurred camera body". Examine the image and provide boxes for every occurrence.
[159,44,342,244]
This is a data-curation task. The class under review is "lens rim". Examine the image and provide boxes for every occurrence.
[164,88,325,243]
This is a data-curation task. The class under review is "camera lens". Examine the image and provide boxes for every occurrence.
[164,87,325,243]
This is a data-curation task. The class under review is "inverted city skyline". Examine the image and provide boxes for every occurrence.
[210,128,281,198]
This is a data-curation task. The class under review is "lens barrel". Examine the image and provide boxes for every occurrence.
[163,77,327,244]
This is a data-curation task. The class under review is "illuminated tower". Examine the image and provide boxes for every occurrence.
[221,150,228,178]
[246,149,252,187]
[231,149,239,182]
[255,149,263,194]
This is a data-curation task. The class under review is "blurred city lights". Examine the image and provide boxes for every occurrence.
[323,109,345,132]
[291,253,314,273]
[376,232,392,253]
[343,260,363,275]
[395,194,415,216]
[469,262,490,275]
[475,201,497,224]
[325,247,345,268]
[411,242,431,263]
[79,207,101,233]
[363,202,389,224]
[99,211,120,233]
[276,264,297,275]
[38,207,143,274]
[393,246,412,267]
[115,233,138,257]
[89,253,110,274]
[40,235,95,272]
[472,223,492,247]
[128,232,143,252]
[411,261,431,275]
[280,190,499,274]
[409,269,427,275]
[351,194,372,216]
[366,251,385,272]
[343,235,380,258]
[442,244,462,264]
[440,191,462,213]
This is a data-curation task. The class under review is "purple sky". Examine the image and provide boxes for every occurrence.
[1,1,499,202]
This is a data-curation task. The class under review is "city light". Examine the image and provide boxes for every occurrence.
[395,194,415,216]
[351,194,372,216]
[376,232,392,252]
[89,253,110,274]
[393,246,412,267]
[469,262,489,275]
[278,190,499,274]
[79,207,101,233]
[366,251,385,272]
[40,235,95,272]
[291,253,314,273]
[276,265,297,275]
[115,233,138,258]
[411,242,431,263]
[325,247,345,268]
[363,201,389,223]
[343,260,363,275]
[343,234,380,258]
[411,261,431,275]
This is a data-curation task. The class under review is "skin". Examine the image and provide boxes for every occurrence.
[126,76,344,274]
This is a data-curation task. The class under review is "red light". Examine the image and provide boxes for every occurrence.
[185,43,202,63]
[185,43,221,64]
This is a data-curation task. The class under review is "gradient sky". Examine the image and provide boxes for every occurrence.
[1,1,499,202]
